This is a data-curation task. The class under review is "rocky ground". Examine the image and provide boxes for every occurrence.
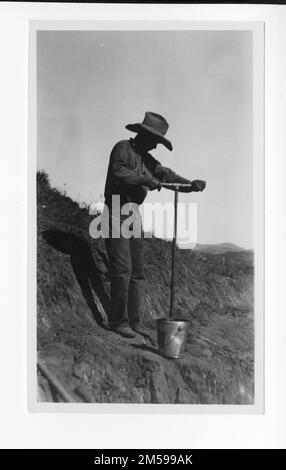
[37,172,254,404]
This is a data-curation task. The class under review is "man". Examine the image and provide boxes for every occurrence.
[103,112,206,338]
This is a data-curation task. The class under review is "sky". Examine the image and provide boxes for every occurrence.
[37,30,253,248]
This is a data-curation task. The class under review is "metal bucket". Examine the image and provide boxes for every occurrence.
[156,318,189,359]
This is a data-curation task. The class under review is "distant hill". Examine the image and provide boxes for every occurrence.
[37,171,254,405]
[193,242,246,254]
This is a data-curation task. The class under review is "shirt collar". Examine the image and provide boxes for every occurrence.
[129,137,137,149]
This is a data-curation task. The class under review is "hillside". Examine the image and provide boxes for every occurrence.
[193,242,246,254]
[37,171,254,404]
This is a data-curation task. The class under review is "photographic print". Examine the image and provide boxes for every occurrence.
[29,22,264,409]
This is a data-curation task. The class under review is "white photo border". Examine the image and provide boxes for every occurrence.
[28,20,264,414]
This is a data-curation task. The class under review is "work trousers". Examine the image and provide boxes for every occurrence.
[104,211,144,326]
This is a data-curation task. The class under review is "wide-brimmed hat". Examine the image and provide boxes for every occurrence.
[125,112,173,151]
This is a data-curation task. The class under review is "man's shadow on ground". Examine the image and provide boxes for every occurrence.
[42,230,110,328]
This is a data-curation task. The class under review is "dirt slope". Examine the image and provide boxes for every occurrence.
[37,172,254,404]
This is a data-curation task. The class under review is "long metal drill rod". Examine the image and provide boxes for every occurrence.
[170,186,179,319]
[161,182,192,318]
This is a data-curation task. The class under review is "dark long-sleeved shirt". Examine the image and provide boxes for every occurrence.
[104,138,192,206]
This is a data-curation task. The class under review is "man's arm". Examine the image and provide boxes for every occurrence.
[154,163,206,193]
[153,163,194,192]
